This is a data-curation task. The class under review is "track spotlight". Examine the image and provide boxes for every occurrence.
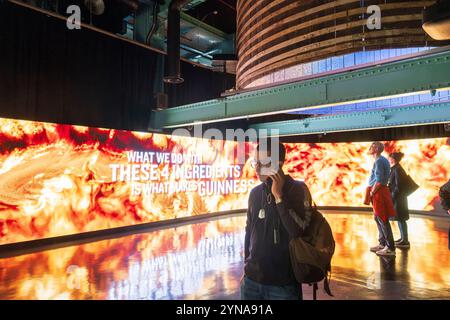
[422,1,450,40]
[84,0,105,15]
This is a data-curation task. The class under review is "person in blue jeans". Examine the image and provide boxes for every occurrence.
[241,141,310,300]
[388,152,411,248]
[240,276,301,300]
[367,142,396,257]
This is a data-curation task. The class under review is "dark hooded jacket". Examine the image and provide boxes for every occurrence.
[388,164,410,221]
[439,179,450,211]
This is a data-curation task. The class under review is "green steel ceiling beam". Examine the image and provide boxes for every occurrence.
[248,103,450,137]
[150,49,450,129]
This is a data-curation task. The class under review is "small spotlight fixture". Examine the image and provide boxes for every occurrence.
[422,1,450,40]
[84,0,105,15]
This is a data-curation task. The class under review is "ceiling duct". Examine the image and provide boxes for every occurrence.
[88,0,139,34]
[211,53,236,74]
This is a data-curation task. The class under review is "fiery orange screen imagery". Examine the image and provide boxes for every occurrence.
[0,117,449,245]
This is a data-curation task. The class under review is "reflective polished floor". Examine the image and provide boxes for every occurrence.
[0,211,449,300]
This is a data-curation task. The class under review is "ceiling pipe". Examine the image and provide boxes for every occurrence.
[164,0,191,84]
[146,0,159,45]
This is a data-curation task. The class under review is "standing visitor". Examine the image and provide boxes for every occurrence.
[388,152,411,248]
[367,142,396,257]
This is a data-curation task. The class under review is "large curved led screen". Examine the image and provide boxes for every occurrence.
[0,117,448,245]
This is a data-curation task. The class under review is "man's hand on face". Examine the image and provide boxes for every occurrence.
[448,209,450,215]
[270,170,285,202]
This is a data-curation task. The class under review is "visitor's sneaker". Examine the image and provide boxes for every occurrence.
[376,246,396,256]
[370,244,385,252]
[394,239,403,244]
[395,241,410,248]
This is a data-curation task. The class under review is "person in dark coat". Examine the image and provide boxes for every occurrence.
[388,152,410,248]
[438,179,450,250]
[439,179,450,214]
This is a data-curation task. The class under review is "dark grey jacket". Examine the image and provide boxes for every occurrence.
[244,176,312,286]
[439,179,450,211]
[388,164,410,221]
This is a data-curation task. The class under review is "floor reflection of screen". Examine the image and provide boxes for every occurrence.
[109,230,244,300]
[0,214,448,300]
[0,117,449,245]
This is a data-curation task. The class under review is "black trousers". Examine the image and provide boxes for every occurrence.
[397,220,409,242]
[375,216,395,250]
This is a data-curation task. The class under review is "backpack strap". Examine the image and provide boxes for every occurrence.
[286,181,314,231]
[323,264,334,297]
[312,283,318,300]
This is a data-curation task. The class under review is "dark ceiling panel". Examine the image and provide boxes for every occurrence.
[186,0,237,34]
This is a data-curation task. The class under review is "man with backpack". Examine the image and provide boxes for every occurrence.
[241,141,316,300]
